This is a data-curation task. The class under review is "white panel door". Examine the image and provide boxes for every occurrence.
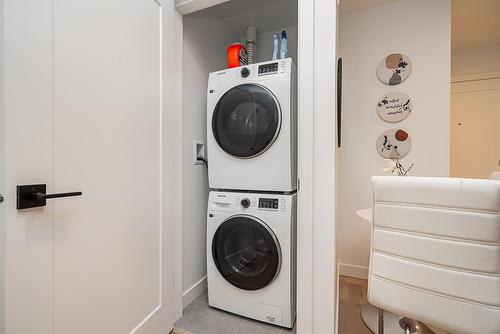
[3,0,55,333]
[451,78,500,179]
[2,0,174,333]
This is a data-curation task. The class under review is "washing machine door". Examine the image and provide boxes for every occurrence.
[212,84,281,158]
[212,215,281,291]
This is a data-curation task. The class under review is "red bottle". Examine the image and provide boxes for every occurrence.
[227,43,247,68]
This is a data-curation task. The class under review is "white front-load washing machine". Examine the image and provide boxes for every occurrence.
[207,58,297,192]
[207,191,296,328]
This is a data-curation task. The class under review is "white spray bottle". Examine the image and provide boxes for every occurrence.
[272,33,279,60]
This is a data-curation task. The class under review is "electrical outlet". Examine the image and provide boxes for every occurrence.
[193,140,206,166]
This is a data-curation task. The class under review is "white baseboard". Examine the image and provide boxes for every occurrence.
[338,263,368,279]
[182,276,207,309]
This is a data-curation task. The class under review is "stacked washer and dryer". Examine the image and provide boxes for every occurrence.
[206,58,297,328]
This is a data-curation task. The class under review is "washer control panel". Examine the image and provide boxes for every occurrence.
[258,198,279,210]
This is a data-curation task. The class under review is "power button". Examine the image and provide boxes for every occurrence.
[240,67,250,78]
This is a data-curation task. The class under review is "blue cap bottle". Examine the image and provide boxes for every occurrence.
[280,31,288,59]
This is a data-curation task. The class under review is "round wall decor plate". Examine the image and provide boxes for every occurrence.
[376,128,411,159]
[377,92,412,123]
[376,53,412,85]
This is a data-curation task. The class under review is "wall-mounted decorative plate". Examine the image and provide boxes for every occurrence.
[376,128,411,159]
[377,92,412,123]
[376,53,412,85]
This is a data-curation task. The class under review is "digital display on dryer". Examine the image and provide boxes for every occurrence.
[258,63,278,75]
[258,198,279,210]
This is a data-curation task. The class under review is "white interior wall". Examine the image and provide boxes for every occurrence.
[337,0,451,276]
[451,44,500,78]
[182,15,238,307]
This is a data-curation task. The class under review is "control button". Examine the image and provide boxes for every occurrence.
[280,199,286,203]
[280,205,285,212]
[241,198,251,208]
[240,67,250,78]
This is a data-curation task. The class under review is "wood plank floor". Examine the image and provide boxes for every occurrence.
[338,275,372,334]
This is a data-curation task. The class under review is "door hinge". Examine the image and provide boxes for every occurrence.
[297,178,300,191]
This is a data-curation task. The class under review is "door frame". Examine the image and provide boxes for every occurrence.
[165,0,337,333]
[0,0,5,331]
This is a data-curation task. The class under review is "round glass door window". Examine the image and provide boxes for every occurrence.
[212,84,281,158]
[212,215,281,291]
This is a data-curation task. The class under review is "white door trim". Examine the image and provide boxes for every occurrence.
[0,0,5,331]
[297,1,337,333]
[162,0,184,322]
[296,0,314,331]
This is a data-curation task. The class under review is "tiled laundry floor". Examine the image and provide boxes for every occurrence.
[175,290,296,334]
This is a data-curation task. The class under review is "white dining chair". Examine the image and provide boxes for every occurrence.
[369,176,500,334]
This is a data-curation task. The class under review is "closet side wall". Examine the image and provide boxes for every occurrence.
[182,15,238,308]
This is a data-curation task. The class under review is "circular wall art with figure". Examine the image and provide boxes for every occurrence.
[377,92,412,123]
[376,128,412,159]
[376,53,412,85]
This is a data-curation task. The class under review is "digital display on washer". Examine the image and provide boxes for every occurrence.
[258,62,278,75]
[258,198,279,210]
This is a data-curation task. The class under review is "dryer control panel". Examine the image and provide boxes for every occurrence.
[258,62,278,75]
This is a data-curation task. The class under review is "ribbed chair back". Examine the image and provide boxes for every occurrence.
[369,176,500,334]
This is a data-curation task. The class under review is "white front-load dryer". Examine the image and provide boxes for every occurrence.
[207,191,296,328]
[207,59,297,192]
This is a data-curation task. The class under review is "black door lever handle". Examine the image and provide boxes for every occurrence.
[32,191,82,201]
[17,184,82,210]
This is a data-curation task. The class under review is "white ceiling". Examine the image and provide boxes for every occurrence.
[187,0,298,33]
[451,0,500,51]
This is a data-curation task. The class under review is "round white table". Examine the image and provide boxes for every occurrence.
[356,208,429,334]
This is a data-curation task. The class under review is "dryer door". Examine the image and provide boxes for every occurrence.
[212,215,281,291]
[212,84,281,158]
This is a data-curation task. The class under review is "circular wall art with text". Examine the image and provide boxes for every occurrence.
[376,128,412,159]
[377,92,412,123]
[376,53,412,85]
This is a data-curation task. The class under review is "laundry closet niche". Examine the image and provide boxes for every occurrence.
[180,0,298,314]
